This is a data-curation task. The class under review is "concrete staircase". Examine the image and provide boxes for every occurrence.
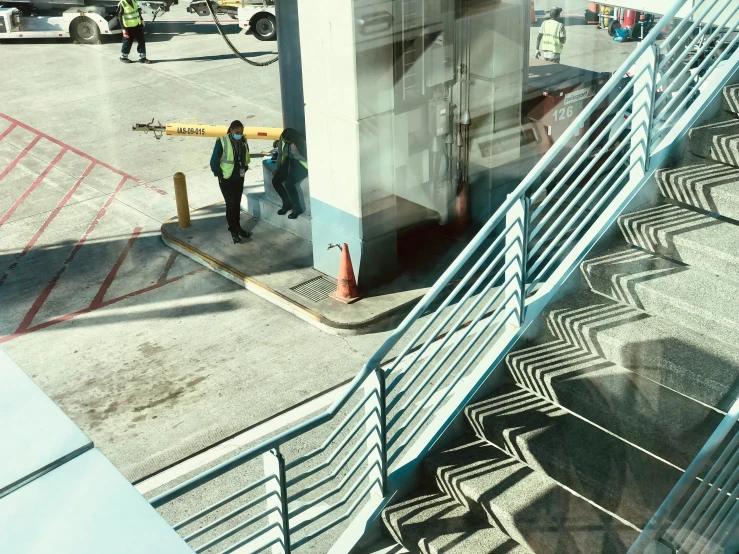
[380,84,739,553]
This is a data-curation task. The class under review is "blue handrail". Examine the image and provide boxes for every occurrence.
[151,1,683,507]
[149,1,739,552]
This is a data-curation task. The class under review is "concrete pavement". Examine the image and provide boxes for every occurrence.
[0,10,381,483]
[0,0,643,486]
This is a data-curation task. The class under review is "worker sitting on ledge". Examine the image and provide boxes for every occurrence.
[210,120,253,244]
[536,7,567,64]
[272,128,308,220]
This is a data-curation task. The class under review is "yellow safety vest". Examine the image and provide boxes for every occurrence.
[119,0,142,28]
[540,19,564,54]
[220,136,250,179]
[278,139,308,170]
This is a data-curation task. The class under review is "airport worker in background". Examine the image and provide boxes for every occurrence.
[117,0,150,64]
[536,7,567,63]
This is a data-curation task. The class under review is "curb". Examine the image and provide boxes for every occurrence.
[160,215,417,335]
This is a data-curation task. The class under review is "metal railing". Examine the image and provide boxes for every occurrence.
[629,396,739,554]
[148,1,739,552]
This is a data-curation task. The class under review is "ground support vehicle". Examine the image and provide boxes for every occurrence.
[0,0,171,43]
[524,58,610,152]
[187,0,274,40]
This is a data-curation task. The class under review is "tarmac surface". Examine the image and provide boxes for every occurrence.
[0,0,640,488]
[0,8,390,483]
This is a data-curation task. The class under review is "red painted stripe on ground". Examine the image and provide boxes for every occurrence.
[157,251,178,284]
[0,161,96,288]
[0,113,171,198]
[0,145,67,227]
[0,123,17,142]
[0,135,41,184]
[89,226,142,309]
[14,175,128,333]
[0,268,205,345]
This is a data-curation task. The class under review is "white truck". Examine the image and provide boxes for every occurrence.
[0,0,171,43]
[187,0,274,40]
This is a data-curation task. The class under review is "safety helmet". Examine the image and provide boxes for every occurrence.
[550,7,562,19]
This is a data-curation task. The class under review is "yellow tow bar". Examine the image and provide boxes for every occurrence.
[132,118,283,141]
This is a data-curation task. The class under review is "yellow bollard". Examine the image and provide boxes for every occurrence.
[173,172,191,228]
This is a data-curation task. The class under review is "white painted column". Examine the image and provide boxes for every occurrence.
[297,0,398,289]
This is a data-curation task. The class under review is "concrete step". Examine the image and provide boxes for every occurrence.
[382,488,528,554]
[245,191,312,241]
[655,153,739,222]
[506,337,724,470]
[687,112,739,168]
[543,288,739,412]
[618,202,739,283]
[580,245,739,349]
[723,84,739,115]
[465,384,684,528]
[424,437,640,554]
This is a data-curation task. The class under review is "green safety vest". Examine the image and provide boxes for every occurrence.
[540,19,564,54]
[220,135,250,179]
[278,139,308,170]
[119,0,142,28]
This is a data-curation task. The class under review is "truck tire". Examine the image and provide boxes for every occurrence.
[71,16,101,44]
[252,14,276,41]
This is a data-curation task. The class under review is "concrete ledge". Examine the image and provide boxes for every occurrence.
[161,204,433,335]
[0,449,192,554]
[0,350,92,499]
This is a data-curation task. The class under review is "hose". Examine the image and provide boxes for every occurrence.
[205,0,279,67]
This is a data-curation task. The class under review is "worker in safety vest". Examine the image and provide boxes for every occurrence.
[116,0,150,64]
[210,120,252,243]
[536,7,567,64]
[271,128,308,220]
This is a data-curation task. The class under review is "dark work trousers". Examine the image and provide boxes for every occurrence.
[218,174,245,233]
[121,25,146,60]
[272,161,307,211]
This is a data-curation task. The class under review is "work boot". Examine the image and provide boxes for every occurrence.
[140,58,152,64]
[120,58,133,63]
[277,205,292,216]
[238,228,252,238]
[231,232,242,244]
[288,210,303,220]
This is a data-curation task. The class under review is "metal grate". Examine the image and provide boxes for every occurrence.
[290,276,336,302]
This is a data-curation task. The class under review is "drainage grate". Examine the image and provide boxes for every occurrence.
[290,276,336,302]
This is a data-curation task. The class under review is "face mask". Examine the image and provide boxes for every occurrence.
[232,133,243,140]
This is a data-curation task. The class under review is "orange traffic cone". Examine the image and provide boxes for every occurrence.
[530,1,536,24]
[328,243,361,304]
[451,180,471,235]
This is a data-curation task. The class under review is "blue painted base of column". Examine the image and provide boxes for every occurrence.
[311,199,398,290]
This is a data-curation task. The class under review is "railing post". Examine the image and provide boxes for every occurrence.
[504,193,530,328]
[364,367,387,497]
[630,43,659,180]
[263,447,291,554]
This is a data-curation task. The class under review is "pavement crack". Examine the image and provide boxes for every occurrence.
[337,335,362,358]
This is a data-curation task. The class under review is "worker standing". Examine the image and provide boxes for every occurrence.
[536,7,566,64]
[272,128,308,220]
[210,120,253,244]
[117,0,150,64]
